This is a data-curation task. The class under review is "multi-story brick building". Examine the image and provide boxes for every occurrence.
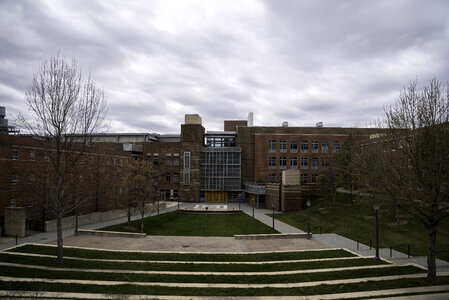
[1,110,380,232]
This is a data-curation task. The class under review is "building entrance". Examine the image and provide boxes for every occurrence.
[205,191,228,203]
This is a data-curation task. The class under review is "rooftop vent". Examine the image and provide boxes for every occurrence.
[247,112,253,127]
[282,121,288,127]
[316,122,323,128]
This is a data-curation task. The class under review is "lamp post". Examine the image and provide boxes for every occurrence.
[373,203,380,260]
[272,203,275,230]
[307,200,311,239]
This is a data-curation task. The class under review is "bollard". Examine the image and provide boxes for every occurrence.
[390,246,393,257]
[369,239,372,250]
[15,235,18,245]
[408,245,410,258]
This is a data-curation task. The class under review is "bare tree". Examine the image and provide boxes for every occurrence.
[360,78,449,284]
[121,158,158,233]
[18,52,106,265]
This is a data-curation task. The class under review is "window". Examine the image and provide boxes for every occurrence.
[290,141,298,153]
[30,151,36,161]
[322,141,329,153]
[145,154,151,162]
[173,190,179,200]
[279,141,287,153]
[301,173,308,184]
[322,158,329,169]
[311,174,318,183]
[13,150,19,160]
[28,173,35,184]
[153,154,159,165]
[311,158,319,170]
[166,154,172,166]
[300,141,308,153]
[166,173,171,183]
[333,141,340,153]
[311,141,319,153]
[268,174,276,183]
[300,157,308,170]
[269,140,276,153]
[280,157,287,169]
[268,157,276,169]
[290,157,298,170]
[10,198,16,207]
[173,154,180,166]
[173,172,179,183]
[11,174,18,185]
[184,152,191,185]
[26,197,33,208]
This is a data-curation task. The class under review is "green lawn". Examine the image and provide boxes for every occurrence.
[0,245,444,297]
[100,211,277,236]
[275,192,449,261]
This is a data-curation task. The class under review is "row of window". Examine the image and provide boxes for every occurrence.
[11,149,125,165]
[146,153,180,166]
[268,157,331,170]
[268,140,339,153]
[10,172,98,185]
[268,173,319,183]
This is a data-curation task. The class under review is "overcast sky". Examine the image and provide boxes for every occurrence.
[1,0,449,133]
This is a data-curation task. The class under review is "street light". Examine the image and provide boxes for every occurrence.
[272,203,275,231]
[307,200,311,239]
[373,203,380,260]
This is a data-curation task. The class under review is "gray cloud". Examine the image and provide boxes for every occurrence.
[1,0,449,133]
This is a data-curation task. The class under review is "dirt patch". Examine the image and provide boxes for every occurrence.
[388,220,408,226]
[122,225,137,232]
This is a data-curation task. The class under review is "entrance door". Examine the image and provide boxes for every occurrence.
[205,191,228,203]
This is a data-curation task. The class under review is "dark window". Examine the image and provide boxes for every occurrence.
[269,140,277,153]
[280,157,287,169]
[311,158,319,170]
[166,155,172,166]
[333,141,340,153]
[280,141,287,153]
[300,157,308,169]
[173,172,179,183]
[12,150,19,160]
[301,141,308,153]
[301,173,308,184]
[153,154,159,165]
[311,174,318,183]
[311,141,319,153]
[290,141,298,153]
[173,155,180,166]
[290,157,298,169]
[268,174,276,183]
[322,141,329,153]
[269,157,276,169]
[166,173,171,183]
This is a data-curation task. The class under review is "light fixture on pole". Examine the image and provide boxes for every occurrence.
[272,203,275,230]
[307,200,311,239]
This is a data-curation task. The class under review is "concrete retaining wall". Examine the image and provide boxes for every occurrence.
[235,233,309,240]
[44,202,167,232]
[77,229,146,238]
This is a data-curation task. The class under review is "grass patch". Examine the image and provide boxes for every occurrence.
[275,192,449,262]
[0,265,424,284]
[1,277,448,296]
[100,211,277,236]
[0,253,387,272]
[8,244,355,261]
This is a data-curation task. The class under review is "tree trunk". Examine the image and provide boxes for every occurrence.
[141,200,144,233]
[426,225,437,284]
[127,207,131,223]
[56,210,63,266]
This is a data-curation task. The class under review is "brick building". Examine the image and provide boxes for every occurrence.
[2,111,381,232]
